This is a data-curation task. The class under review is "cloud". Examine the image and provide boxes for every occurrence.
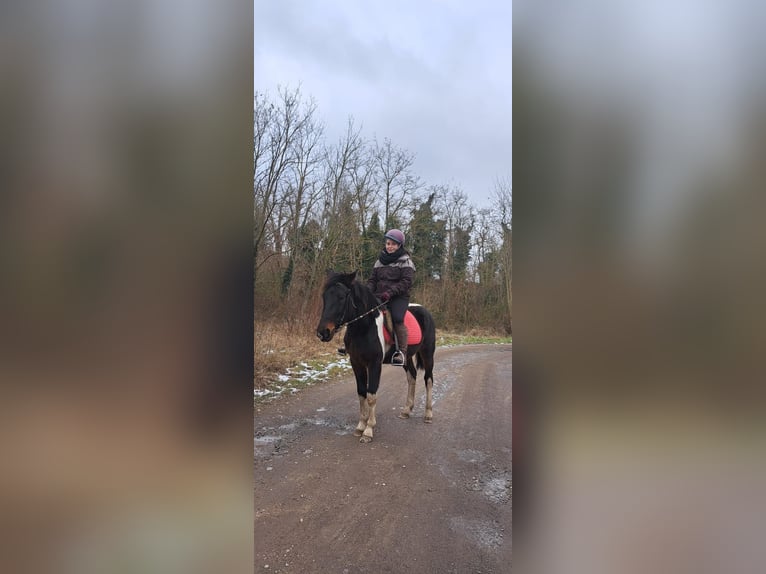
[254,0,512,208]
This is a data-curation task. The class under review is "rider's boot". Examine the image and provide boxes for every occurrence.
[391,323,408,367]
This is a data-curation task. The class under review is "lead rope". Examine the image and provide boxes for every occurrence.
[333,301,387,333]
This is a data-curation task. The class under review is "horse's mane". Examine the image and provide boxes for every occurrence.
[324,271,379,311]
[350,279,379,310]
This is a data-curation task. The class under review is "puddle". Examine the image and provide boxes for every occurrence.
[483,476,511,504]
[254,435,282,444]
[449,517,504,549]
[458,449,488,463]
[465,471,511,504]
[255,417,355,456]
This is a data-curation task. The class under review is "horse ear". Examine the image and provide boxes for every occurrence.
[325,268,335,277]
[351,270,358,280]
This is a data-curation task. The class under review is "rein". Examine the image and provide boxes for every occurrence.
[332,286,387,333]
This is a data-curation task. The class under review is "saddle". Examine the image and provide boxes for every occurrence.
[381,309,422,346]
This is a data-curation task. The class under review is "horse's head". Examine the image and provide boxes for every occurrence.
[316,270,357,342]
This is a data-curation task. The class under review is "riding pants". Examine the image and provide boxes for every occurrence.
[387,295,409,324]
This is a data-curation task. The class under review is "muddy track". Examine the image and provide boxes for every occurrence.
[254,344,512,573]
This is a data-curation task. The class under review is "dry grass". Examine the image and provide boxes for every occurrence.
[254,317,334,388]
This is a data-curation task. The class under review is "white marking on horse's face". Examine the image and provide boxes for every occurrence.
[408,303,423,307]
[375,314,389,356]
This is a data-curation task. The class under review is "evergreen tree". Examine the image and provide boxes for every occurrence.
[408,192,446,283]
[450,226,472,280]
[476,250,500,286]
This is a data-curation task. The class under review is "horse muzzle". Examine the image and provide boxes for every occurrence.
[316,323,335,342]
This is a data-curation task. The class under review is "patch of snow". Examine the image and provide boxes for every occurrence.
[254,357,352,401]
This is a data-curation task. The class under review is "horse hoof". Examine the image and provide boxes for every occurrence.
[398,412,410,419]
[359,435,372,443]
[424,417,433,424]
[353,429,363,437]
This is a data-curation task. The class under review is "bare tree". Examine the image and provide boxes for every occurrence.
[312,118,366,266]
[286,107,324,244]
[493,176,512,330]
[346,127,377,235]
[281,100,324,299]
[494,175,512,228]
[373,138,421,228]
[437,186,475,281]
[253,91,276,285]
[253,86,319,286]
[472,208,500,282]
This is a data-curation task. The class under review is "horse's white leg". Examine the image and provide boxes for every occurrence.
[360,393,377,443]
[354,395,369,436]
[399,367,417,419]
[424,372,434,423]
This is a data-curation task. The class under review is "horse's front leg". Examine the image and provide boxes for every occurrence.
[352,363,369,437]
[360,362,382,443]
[354,395,370,437]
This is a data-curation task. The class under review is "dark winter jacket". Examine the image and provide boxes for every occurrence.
[367,252,415,300]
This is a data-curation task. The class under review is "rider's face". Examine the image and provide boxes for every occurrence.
[385,240,399,253]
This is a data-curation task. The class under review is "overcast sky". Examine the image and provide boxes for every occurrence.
[254,1,512,208]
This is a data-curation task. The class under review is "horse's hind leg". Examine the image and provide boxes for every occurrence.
[422,355,434,423]
[398,358,417,419]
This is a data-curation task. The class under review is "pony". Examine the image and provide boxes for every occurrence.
[316,270,436,443]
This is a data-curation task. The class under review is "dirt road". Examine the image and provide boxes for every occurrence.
[254,344,512,574]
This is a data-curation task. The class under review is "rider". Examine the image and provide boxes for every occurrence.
[367,229,415,366]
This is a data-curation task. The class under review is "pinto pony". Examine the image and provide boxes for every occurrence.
[316,270,436,443]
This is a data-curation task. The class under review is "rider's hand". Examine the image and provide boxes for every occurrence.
[380,291,391,302]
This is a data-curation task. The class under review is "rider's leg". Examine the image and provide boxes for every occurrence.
[392,322,408,366]
[388,297,409,366]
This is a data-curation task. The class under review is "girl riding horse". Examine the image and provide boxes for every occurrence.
[367,229,414,366]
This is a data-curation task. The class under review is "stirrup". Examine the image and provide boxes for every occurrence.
[337,347,347,355]
[391,350,405,366]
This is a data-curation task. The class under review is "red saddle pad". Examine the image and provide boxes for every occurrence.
[382,310,422,346]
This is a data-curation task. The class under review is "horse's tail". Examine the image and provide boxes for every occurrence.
[411,306,436,372]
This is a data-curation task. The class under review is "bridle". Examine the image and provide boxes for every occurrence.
[330,284,387,334]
